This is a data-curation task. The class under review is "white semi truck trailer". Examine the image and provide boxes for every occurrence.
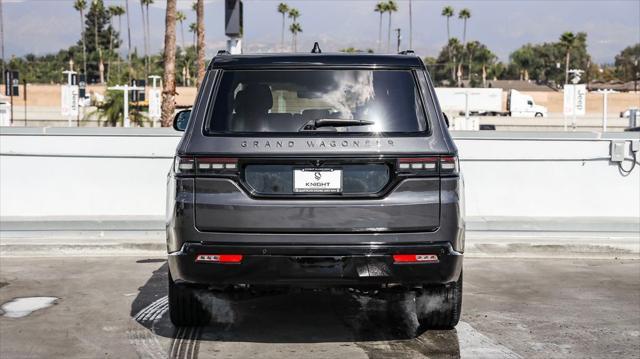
[435,88,548,117]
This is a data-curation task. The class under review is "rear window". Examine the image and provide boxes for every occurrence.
[205,69,428,135]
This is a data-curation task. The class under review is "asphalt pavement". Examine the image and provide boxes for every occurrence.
[1,255,638,359]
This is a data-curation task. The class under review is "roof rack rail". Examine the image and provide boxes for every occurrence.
[217,50,230,56]
[398,50,415,55]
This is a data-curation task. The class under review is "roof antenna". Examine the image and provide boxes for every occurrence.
[311,42,322,54]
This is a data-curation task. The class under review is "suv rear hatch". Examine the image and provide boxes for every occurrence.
[184,68,450,233]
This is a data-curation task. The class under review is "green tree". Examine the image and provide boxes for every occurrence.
[82,0,116,83]
[189,22,197,49]
[385,1,398,53]
[615,43,640,91]
[466,41,497,86]
[124,0,133,80]
[507,33,590,86]
[289,22,302,52]
[340,47,374,53]
[559,32,577,84]
[176,11,187,51]
[510,44,539,81]
[86,90,147,127]
[458,8,471,45]
[106,6,124,83]
[288,8,301,51]
[73,0,88,76]
[458,8,471,82]
[431,38,464,85]
[139,0,149,77]
[374,2,386,53]
[142,0,154,77]
[277,3,289,51]
[441,6,455,81]
[107,5,125,82]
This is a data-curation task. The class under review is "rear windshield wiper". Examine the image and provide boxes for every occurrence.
[300,118,376,131]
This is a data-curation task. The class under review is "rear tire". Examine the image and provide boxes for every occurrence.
[535,112,543,117]
[416,272,462,329]
[168,272,210,326]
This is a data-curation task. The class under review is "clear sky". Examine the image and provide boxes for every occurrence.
[2,0,639,64]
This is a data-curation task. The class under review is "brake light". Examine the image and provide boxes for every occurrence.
[195,254,243,263]
[393,254,439,263]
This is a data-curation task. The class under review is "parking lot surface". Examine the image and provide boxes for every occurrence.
[0,256,638,358]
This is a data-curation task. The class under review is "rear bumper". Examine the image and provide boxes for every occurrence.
[168,242,462,288]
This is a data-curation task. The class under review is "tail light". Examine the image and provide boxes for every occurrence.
[440,156,459,175]
[195,254,243,263]
[174,156,238,175]
[397,156,459,175]
[174,156,195,175]
[393,254,439,263]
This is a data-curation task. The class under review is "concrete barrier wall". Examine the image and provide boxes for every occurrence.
[1,128,638,222]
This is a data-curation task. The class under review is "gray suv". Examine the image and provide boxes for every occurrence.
[167,51,464,328]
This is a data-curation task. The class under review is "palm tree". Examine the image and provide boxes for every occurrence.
[195,0,205,87]
[108,5,125,81]
[288,7,300,51]
[139,1,148,77]
[560,31,577,84]
[124,0,132,80]
[289,22,302,52]
[189,22,197,50]
[458,8,471,82]
[142,0,154,77]
[161,0,177,127]
[176,11,186,51]
[86,90,147,126]
[93,0,105,84]
[106,5,124,82]
[374,2,386,53]
[458,8,471,45]
[73,0,87,76]
[385,1,397,53]
[277,3,289,51]
[441,6,455,82]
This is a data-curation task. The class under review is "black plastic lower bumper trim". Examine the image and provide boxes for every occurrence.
[168,242,462,287]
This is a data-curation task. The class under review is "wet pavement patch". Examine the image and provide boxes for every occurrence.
[1,297,59,318]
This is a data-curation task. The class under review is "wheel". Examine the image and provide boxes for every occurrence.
[168,271,210,326]
[416,272,462,329]
[535,112,543,117]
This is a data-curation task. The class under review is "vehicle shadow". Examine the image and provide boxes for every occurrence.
[130,262,461,357]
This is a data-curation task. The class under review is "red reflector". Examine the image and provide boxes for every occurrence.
[393,254,439,263]
[195,254,243,263]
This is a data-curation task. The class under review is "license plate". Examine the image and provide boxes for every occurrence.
[293,168,342,193]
